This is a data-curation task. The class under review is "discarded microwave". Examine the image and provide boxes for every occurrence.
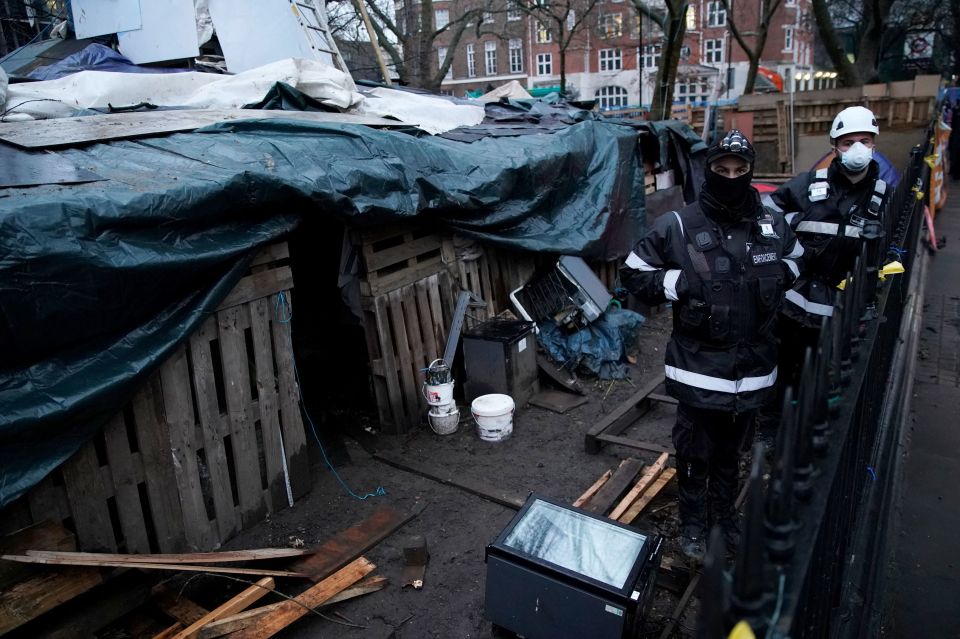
[485,494,662,639]
[510,255,612,331]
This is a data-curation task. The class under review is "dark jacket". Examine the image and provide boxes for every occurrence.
[621,190,803,411]
[764,158,888,327]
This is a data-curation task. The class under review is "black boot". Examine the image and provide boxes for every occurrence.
[676,458,709,565]
[709,456,741,552]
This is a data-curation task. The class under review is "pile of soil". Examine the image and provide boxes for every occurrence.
[184,311,701,638]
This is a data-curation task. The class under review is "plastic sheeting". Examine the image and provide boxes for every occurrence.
[0,116,647,506]
[538,307,646,379]
[27,43,192,80]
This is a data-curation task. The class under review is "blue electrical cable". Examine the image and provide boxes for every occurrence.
[276,293,386,501]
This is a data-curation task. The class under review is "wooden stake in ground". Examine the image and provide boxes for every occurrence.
[608,452,670,521]
[230,557,376,639]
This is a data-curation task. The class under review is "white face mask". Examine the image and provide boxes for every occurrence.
[839,141,873,172]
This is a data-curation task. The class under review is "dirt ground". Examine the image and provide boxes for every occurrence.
[173,310,698,639]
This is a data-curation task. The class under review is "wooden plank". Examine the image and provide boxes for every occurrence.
[268,294,310,500]
[26,473,69,528]
[572,470,613,508]
[60,440,117,552]
[0,567,103,635]
[250,243,289,268]
[374,451,525,509]
[401,284,428,414]
[229,558,376,639]
[367,255,445,297]
[426,273,447,356]
[582,458,644,515]
[152,584,210,624]
[131,378,188,553]
[217,306,268,528]
[216,267,293,312]
[288,505,423,582]
[414,279,439,364]
[364,235,443,271]
[101,413,152,554]
[24,548,316,564]
[596,434,675,455]
[249,298,290,512]
[584,373,665,453]
[0,521,76,590]
[159,346,217,551]
[608,453,670,521]
[189,316,239,542]
[388,287,419,425]
[196,576,388,639]
[0,556,306,578]
[170,577,275,639]
[0,109,403,149]
[618,468,677,524]
[374,294,406,432]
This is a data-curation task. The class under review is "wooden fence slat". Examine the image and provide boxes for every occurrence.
[132,378,187,552]
[425,274,446,360]
[249,298,287,511]
[269,293,310,500]
[160,346,217,551]
[414,279,439,365]
[61,441,117,552]
[387,288,418,427]
[374,294,406,433]
[101,413,151,553]
[400,285,428,414]
[216,267,293,312]
[217,306,267,528]
[189,316,239,542]
[364,235,442,271]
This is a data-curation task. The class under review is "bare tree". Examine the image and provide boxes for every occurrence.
[720,0,784,95]
[631,0,687,120]
[361,0,485,90]
[811,0,896,85]
[504,0,602,97]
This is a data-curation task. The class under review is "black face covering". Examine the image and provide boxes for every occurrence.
[701,168,755,223]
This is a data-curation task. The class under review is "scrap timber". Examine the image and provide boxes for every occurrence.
[584,373,677,455]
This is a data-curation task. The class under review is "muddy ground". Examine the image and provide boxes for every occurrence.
[170,310,701,638]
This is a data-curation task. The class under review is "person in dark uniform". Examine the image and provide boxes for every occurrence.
[621,131,803,563]
[760,106,890,408]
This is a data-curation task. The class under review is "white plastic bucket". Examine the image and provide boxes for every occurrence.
[428,404,460,435]
[471,394,515,442]
[422,381,455,406]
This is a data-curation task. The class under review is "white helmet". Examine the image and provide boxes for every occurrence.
[830,106,879,139]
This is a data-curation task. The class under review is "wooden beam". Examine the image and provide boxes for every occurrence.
[608,453,670,521]
[572,470,612,508]
[24,548,315,565]
[152,584,210,625]
[585,374,665,453]
[170,577,275,639]
[595,434,675,455]
[229,558,376,639]
[196,576,388,639]
[618,468,677,524]
[1,556,306,579]
[0,567,103,635]
[582,459,644,515]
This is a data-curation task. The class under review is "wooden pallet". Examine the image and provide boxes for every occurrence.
[453,242,539,319]
[0,244,308,553]
[361,270,456,432]
[357,224,455,298]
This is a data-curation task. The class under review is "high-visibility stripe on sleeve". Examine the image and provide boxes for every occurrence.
[796,220,840,235]
[672,211,685,239]
[786,242,804,259]
[783,258,800,279]
[664,365,778,394]
[663,269,681,301]
[625,251,659,272]
[785,212,799,225]
[785,289,834,316]
[844,226,862,238]
[761,194,783,212]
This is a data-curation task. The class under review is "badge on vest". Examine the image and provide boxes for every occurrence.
[752,251,778,265]
[757,213,779,239]
[809,182,829,202]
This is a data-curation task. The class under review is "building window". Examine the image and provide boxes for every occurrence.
[676,82,687,103]
[435,8,449,28]
[685,6,696,29]
[537,52,552,76]
[631,14,641,37]
[467,43,476,77]
[784,26,794,51]
[706,1,726,27]
[598,13,622,38]
[485,41,497,75]
[437,47,452,79]
[595,85,629,110]
[536,21,552,43]
[509,39,523,73]
[704,38,723,63]
[599,48,622,71]
[642,44,660,69]
[507,3,522,20]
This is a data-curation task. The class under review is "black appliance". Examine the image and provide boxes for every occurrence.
[463,319,538,405]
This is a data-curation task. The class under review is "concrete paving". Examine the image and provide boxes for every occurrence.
[887,182,960,637]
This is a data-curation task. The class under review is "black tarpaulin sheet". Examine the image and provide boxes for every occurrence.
[0,117,646,506]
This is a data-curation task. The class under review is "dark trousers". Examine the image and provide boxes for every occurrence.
[673,403,755,534]
[757,316,820,435]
